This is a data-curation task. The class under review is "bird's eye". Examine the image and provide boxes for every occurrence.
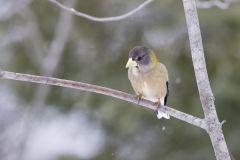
[137,56,142,61]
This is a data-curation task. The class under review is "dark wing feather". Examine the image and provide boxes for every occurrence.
[164,81,169,105]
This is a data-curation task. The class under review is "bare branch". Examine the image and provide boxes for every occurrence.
[182,0,231,159]
[220,120,226,127]
[196,0,240,9]
[15,1,76,159]
[196,0,230,9]
[48,0,154,22]
[43,0,74,75]
[0,0,33,21]
[0,70,206,129]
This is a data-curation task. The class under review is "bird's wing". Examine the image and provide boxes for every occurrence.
[142,62,169,101]
[164,81,169,105]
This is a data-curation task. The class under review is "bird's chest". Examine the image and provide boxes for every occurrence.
[142,81,157,101]
[129,68,157,101]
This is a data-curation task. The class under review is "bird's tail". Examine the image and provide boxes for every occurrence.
[157,111,170,119]
[157,96,170,119]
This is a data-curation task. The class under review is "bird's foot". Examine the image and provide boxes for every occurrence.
[155,100,170,119]
[135,94,142,104]
[154,101,161,113]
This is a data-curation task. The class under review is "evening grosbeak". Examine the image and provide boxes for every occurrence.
[126,46,170,119]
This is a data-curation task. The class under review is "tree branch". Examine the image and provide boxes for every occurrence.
[15,1,76,159]
[196,0,231,9]
[196,0,240,9]
[0,70,206,129]
[182,0,231,159]
[48,0,154,22]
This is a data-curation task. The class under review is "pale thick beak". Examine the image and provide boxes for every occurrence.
[125,58,137,68]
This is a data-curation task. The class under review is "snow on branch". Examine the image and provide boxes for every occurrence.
[48,0,154,22]
[0,70,206,129]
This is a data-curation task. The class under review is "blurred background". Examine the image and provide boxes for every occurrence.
[0,0,240,159]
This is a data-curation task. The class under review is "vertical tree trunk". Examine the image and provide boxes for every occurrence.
[182,0,231,160]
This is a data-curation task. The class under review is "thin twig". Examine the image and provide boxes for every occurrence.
[196,0,231,9]
[220,120,226,127]
[48,0,154,22]
[0,70,206,129]
[196,0,240,9]
[0,0,33,20]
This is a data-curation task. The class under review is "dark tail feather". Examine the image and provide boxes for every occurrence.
[164,81,169,105]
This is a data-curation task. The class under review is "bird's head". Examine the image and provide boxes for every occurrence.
[126,46,158,72]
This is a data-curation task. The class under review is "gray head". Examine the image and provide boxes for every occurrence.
[128,46,151,66]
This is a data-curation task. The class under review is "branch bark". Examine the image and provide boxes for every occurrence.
[182,0,231,160]
[0,70,206,129]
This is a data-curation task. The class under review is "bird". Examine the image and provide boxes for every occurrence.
[125,46,170,119]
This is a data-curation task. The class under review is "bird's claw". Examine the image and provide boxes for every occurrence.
[154,100,164,113]
[135,95,142,104]
[154,101,161,113]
